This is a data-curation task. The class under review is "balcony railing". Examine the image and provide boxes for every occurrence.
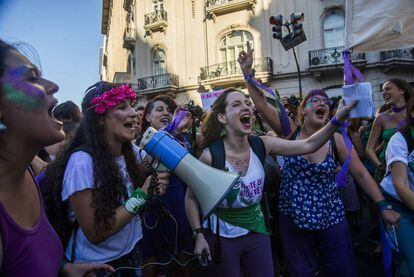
[145,10,167,26]
[136,73,179,92]
[309,46,365,67]
[380,48,414,61]
[113,72,133,84]
[207,0,240,7]
[199,57,272,81]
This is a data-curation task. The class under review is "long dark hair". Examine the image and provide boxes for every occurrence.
[200,88,240,149]
[41,81,142,248]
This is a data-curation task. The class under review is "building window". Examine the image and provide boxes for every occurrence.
[323,12,344,48]
[153,49,166,76]
[219,30,253,73]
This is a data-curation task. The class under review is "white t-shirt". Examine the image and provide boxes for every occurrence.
[62,145,144,263]
[203,148,265,238]
[381,132,414,201]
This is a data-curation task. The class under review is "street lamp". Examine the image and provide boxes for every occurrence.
[270,12,306,99]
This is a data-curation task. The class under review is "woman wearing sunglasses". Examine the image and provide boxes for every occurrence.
[238,42,400,277]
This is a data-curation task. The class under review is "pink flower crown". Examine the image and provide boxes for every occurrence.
[90,85,137,114]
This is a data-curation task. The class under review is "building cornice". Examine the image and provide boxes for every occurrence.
[101,0,111,34]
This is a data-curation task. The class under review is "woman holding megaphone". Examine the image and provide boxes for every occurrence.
[185,86,356,276]
[237,42,400,277]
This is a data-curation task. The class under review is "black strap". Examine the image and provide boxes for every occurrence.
[248,135,266,166]
[401,128,414,153]
[209,140,226,170]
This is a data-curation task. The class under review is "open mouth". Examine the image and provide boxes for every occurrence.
[160,118,171,125]
[124,121,135,132]
[49,102,63,125]
[383,94,391,102]
[315,106,326,118]
[240,114,252,128]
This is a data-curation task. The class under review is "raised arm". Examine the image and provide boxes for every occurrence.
[238,42,296,137]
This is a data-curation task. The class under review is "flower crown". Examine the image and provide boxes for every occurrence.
[90,84,137,114]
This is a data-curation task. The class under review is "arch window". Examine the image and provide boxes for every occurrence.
[219,30,253,74]
[153,49,166,76]
[323,13,344,48]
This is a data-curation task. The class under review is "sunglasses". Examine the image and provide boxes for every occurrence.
[305,96,332,106]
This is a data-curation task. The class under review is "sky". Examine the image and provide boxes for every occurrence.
[0,0,104,106]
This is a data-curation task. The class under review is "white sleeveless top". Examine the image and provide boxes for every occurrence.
[202,148,265,238]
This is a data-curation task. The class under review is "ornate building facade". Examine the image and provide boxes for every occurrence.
[100,0,414,106]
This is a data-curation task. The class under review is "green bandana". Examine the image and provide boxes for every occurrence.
[215,203,270,235]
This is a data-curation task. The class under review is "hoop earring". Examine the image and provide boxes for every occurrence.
[0,122,7,134]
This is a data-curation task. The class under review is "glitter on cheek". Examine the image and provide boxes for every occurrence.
[3,84,42,111]
[2,67,45,111]
[305,102,313,108]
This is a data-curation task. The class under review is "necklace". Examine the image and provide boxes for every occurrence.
[392,105,406,113]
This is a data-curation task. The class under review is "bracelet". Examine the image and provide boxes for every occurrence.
[192,227,204,238]
[244,69,256,80]
[329,116,350,128]
[376,200,393,212]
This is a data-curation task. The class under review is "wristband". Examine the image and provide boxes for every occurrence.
[329,116,350,128]
[192,228,204,238]
[124,188,148,214]
[243,69,256,80]
[376,200,393,212]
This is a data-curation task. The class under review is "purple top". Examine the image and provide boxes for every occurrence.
[0,171,63,276]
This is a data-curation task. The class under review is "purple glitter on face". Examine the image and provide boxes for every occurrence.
[3,66,45,100]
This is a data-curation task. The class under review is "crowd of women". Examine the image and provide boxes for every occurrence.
[0,38,413,277]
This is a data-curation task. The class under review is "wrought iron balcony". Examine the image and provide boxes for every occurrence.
[380,48,414,72]
[380,48,414,61]
[199,58,272,82]
[136,73,179,92]
[206,0,257,21]
[144,10,168,34]
[309,46,365,67]
[113,72,133,84]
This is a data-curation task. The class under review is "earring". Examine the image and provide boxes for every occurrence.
[220,128,227,138]
[0,122,7,134]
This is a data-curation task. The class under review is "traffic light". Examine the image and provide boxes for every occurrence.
[269,15,283,40]
[290,12,304,37]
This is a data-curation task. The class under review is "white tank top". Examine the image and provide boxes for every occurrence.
[202,147,265,238]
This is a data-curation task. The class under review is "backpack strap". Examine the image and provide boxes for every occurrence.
[401,128,414,153]
[208,140,226,170]
[248,136,266,167]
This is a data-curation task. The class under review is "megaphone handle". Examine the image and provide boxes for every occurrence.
[214,209,221,264]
